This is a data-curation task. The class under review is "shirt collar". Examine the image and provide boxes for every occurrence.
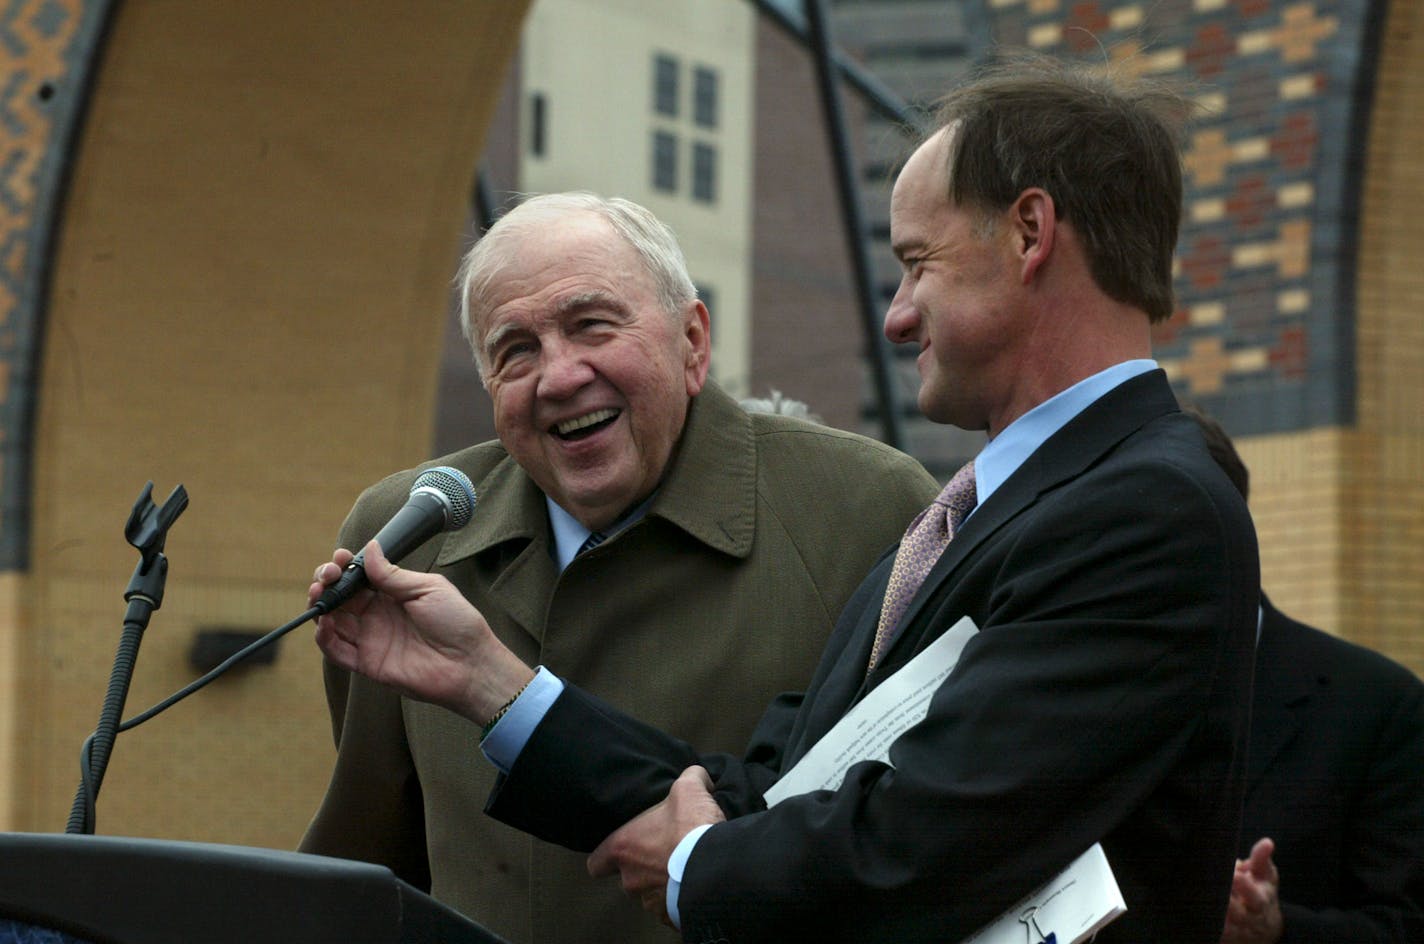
[546,493,654,572]
[974,359,1158,507]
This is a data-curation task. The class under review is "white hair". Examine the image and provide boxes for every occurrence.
[455,192,698,377]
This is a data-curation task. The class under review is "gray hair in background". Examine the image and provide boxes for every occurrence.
[456,192,699,377]
[739,390,823,425]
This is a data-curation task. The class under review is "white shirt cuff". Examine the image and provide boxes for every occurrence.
[665,823,714,930]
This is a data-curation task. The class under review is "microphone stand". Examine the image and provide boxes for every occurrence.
[66,482,188,835]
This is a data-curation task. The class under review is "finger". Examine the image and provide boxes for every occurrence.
[1247,837,1276,880]
[684,765,714,791]
[358,540,413,593]
[667,766,717,807]
[312,620,357,671]
[671,765,725,825]
[1229,871,1252,898]
[587,831,619,878]
[308,552,357,605]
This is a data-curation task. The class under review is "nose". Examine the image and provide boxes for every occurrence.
[883,276,919,345]
[536,339,595,400]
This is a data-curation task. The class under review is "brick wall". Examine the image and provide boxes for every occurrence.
[1341,0,1424,671]
[1218,0,1421,675]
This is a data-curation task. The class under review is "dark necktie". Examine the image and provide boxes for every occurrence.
[576,530,607,556]
[867,460,978,672]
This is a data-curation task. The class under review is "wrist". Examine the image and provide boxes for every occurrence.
[481,675,534,737]
[456,618,535,723]
[466,666,536,724]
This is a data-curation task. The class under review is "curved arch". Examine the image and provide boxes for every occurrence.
[10,0,527,839]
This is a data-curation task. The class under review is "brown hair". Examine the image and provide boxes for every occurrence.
[933,53,1194,322]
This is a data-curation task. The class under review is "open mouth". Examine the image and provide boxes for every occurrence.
[552,408,620,441]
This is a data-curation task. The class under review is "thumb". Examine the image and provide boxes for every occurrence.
[682,765,714,792]
[358,538,424,598]
[1247,837,1276,879]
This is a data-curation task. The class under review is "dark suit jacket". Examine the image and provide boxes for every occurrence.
[1240,600,1424,942]
[488,370,1260,943]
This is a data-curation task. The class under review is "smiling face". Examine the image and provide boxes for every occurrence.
[884,128,1029,435]
[474,212,710,530]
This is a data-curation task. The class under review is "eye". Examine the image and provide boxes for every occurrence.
[575,315,614,332]
[490,340,536,375]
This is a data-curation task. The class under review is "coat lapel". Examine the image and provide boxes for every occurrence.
[428,453,557,643]
[868,370,1182,677]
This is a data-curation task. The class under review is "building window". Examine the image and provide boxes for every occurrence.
[653,54,679,117]
[691,141,717,203]
[529,92,547,158]
[693,67,718,129]
[652,130,678,192]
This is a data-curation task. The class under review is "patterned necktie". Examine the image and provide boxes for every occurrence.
[576,529,607,556]
[867,460,978,672]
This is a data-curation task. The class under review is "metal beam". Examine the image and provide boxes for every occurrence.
[800,0,905,448]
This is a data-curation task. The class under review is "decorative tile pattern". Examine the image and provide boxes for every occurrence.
[0,0,112,569]
[965,0,1380,435]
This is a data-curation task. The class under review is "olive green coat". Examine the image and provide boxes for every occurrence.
[300,382,938,944]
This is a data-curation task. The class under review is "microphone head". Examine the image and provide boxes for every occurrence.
[411,466,478,530]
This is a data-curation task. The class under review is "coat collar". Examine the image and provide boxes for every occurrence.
[433,379,757,569]
[646,380,757,559]
[873,369,1182,673]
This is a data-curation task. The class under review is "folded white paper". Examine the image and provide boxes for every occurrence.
[761,614,1125,943]
[764,615,979,806]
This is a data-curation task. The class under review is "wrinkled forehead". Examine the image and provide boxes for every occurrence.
[472,213,647,333]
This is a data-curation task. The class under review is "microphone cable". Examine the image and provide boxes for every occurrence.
[70,605,321,835]
[67,464,476,834]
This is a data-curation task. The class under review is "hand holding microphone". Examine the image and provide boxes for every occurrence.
[309,466,535,724]
[313,466,477,614]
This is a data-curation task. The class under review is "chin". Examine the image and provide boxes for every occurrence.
[917,388,954,425]
[919,395,978,432]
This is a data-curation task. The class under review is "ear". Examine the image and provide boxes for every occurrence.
[1012,188,1056,285]
[682,299,712,396]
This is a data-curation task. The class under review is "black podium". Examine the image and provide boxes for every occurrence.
[0,832,508,943]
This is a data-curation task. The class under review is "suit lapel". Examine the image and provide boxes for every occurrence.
[790,554,897,756]
[1245,601,1317,795]
[868,370,1182,678]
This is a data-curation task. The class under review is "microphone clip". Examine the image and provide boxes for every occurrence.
[123,482,189,607]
